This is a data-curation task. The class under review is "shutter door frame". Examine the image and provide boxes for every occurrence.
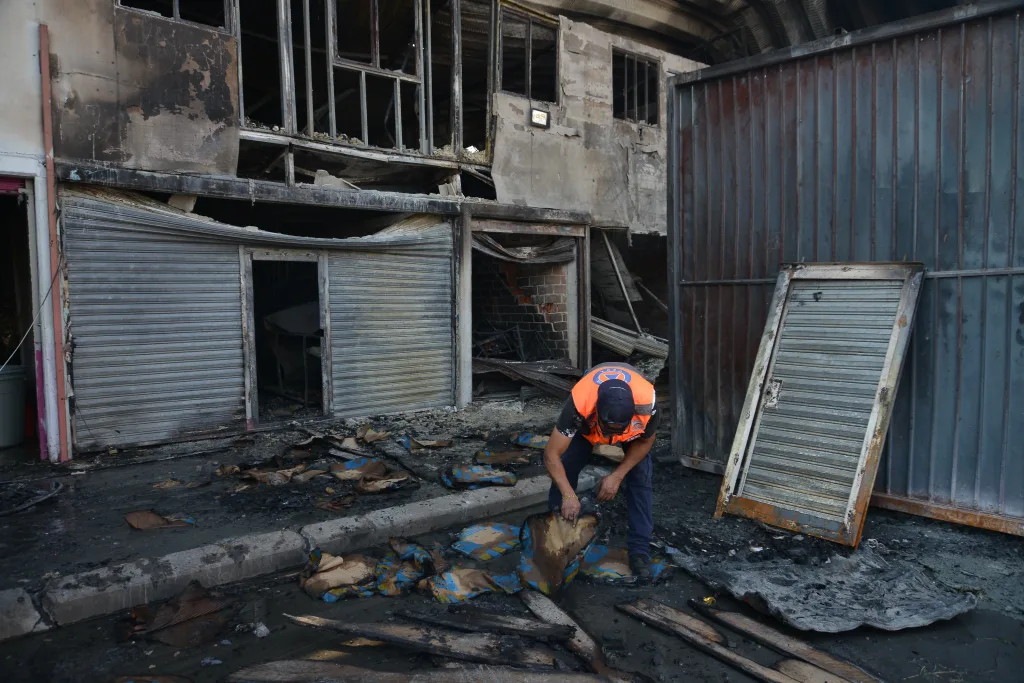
[327,224,455,417]
[715,263,925,546]
[64,204,246,451]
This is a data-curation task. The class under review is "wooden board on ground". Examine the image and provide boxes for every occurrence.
[689,601,880,683]
[520,591,639,683]
[398,607,575,643]
[227,661,605,682]
[284,614,559,669]
[616,600,800,683]
[774,659,853,683]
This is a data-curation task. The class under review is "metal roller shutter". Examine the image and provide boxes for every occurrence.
[328,227,453,416]
[63,197,245,451]
[737,279,904,522]
[717,264,923,545]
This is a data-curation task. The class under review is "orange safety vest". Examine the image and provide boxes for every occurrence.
[570,363,656,445]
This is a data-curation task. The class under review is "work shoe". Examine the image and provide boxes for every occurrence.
[629,553,652,582]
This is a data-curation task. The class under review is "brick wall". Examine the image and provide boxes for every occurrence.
[473,252,571,360]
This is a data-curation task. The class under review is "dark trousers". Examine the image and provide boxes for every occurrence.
[547,433,654,557]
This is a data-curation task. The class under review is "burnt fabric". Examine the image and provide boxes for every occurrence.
[451,523,521,561]
[547,433,653,557]
[418,568,522,603]
[517,510,599,597]
[440,464,518,490]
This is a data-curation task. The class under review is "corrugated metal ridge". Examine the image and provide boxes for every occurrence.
[669,0,1024,87]
[60,189,452,251]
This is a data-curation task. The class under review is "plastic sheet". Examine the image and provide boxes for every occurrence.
[452,523,522,561]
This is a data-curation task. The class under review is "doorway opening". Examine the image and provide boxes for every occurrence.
[0,189,38,460]
[470,233,578,402]
[251,259,324,422]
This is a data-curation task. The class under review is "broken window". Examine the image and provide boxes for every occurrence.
[239,0,283,130]
[612,49,659,125]
[236,0,501,160]
[461,0,493,155]
[329,0,424,150]
[119,0,228,28]
[499,8,557,103]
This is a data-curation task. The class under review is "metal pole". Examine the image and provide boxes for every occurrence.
[39,25,70,462]
[600,230,642,334]
[302,0,314,135]
[457,204,473,407]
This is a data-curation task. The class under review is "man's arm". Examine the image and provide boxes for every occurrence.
[543,429,576,500]
[596,433,655,501]
[596,408,658,502]
[545,398,586,521]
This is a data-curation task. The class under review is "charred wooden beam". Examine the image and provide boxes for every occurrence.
[397,607,576,643]
[283,614,561,669]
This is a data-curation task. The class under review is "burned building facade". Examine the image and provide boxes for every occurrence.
[0,0,705,459]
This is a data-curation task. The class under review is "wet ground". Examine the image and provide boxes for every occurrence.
[1,491,1021,683]
[1,397,1022,682]
[0,399,571,592]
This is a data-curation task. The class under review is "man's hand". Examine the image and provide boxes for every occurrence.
[561,495,581,522]
[596,473,623,502]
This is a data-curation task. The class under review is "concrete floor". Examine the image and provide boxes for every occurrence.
[1,499,1021,683]
[1,398,1021,682]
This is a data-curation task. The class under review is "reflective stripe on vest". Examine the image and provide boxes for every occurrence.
[570,363,656,445]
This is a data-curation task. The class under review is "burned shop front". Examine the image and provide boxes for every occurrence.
[58,188,590,453]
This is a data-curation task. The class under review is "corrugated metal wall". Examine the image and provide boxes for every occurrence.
[668,5,1024,527]
[63,201,246,450]
[329,225,454,416]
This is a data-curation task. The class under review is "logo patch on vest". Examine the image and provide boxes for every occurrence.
[592,367,633,384]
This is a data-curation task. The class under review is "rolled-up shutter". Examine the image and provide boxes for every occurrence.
[328,224,453,416]
[62,194,245,450]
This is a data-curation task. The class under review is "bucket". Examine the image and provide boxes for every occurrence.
[0,365,27,449]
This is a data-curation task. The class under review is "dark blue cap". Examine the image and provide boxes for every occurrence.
[597,379,634,426]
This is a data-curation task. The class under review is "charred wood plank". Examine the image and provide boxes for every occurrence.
[283,614,559,669]
[689,601,881,683]
[397,607,575,643]
[616,600,799,683]
[227,661,604,682]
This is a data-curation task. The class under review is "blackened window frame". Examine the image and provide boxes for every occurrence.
[612,47,660,127]
[497,5,559,105]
